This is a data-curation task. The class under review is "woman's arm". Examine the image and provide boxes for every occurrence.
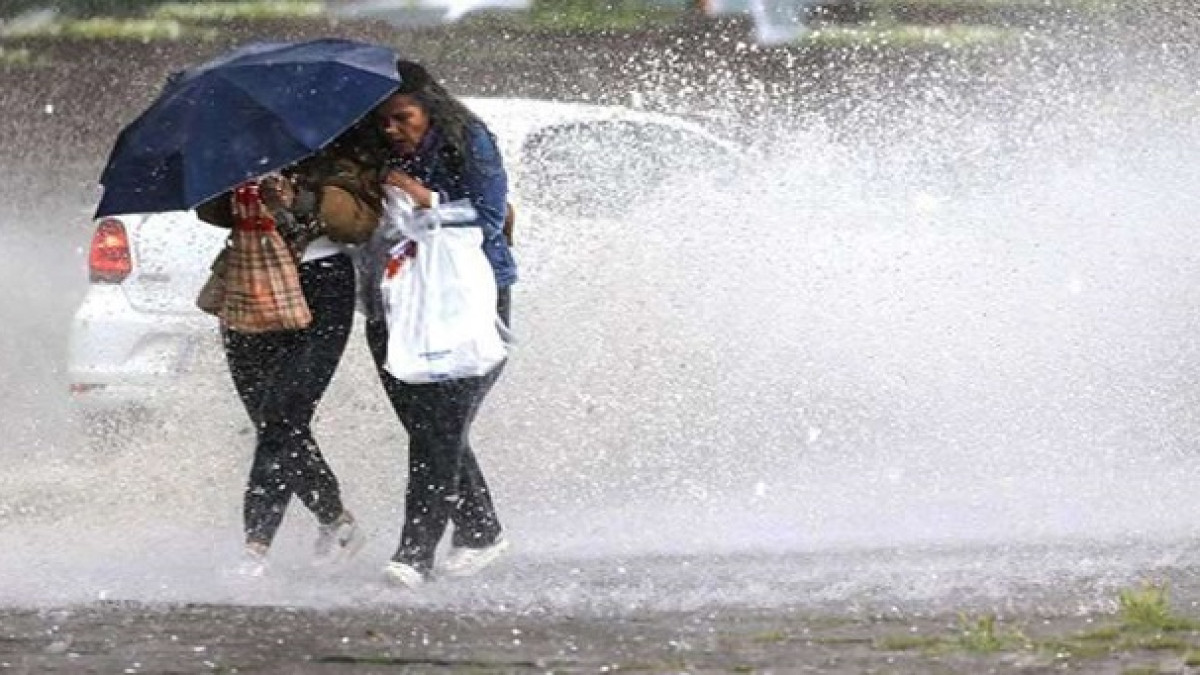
[318,162,383,243]
[381,124,507,236]
[381,169,434,208]
[459,124,509,239]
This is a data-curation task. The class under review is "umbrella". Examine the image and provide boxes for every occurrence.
[95,38,401,218]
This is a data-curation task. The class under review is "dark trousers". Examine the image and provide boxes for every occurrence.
[365,287,510,573]
[223,253,356,546]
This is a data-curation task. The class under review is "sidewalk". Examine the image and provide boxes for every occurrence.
[0,599,1189,674]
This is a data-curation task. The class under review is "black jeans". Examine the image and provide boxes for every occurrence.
[366,286,510,573]
[223,253,356,547]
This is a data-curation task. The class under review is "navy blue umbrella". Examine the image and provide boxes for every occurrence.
[96,38,401,218]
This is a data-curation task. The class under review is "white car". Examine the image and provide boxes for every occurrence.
[67,97,741,434]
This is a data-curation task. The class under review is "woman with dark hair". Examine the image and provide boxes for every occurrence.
[362,60,518,588]
[198,121,384,577]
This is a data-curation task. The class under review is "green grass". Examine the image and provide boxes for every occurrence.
[0,0,328,40]
[1119,583,1200,632]
[803,23,1025,48]
[1042,636,1115,660]
[1043,627,1193,661]
[149,1,324,21]
[519,0,1115,37]
[955,613,1027,653]
[526,0,683,31]
[1,17,214,40]
[870,0,1115,7]
[0,0,335,19]
[0,46,33,64]
[877,585,1200,665]
[1078,626,1123,641]
[812,636,874,645]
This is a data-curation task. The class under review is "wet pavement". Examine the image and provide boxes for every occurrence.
[5,542,1200,673]
[0,601,1099,674]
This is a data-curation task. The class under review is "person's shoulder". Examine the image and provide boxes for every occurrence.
[465,122,502,162]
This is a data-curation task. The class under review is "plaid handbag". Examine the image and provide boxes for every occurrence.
[218,183,312,334]
[195,244,229,316]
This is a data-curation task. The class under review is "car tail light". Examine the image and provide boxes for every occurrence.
[89,218,132,283]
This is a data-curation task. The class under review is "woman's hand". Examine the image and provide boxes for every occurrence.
[259,173,295,211]
[383,169,434,208]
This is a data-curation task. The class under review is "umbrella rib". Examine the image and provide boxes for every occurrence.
[213,70,330,153]
[217,64,399,136]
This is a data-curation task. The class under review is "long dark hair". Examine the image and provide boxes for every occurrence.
[396,60,483,169]
[329,116,389,169]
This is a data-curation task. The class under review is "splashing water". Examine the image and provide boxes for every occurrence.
[0,16,1199,611]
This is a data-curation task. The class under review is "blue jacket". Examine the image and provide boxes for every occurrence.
[390,123,518,288]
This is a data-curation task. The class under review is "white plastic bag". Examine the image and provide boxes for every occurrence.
[377,186,506,383]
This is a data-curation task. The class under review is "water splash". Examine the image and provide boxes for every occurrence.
[1,11,1198,610]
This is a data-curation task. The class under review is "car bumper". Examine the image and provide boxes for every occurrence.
[67,285,225,412]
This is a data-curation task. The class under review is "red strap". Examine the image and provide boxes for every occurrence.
[232,183,276,232]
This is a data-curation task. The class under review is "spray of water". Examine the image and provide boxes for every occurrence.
[0,12,1198,611]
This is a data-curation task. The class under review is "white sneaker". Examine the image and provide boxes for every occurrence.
[313,512,367,566]
[383,561,426,589]
[440,537,510,578]
[232,544,269,578]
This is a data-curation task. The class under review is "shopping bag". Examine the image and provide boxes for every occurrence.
[219,183,312,334]
[378,187,506,382]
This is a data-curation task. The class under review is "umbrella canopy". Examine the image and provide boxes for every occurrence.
[95,38,401,218]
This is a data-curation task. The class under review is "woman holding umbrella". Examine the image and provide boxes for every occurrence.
[93,39,408,576]
[362,60,518,588]
[197,124,385,576]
